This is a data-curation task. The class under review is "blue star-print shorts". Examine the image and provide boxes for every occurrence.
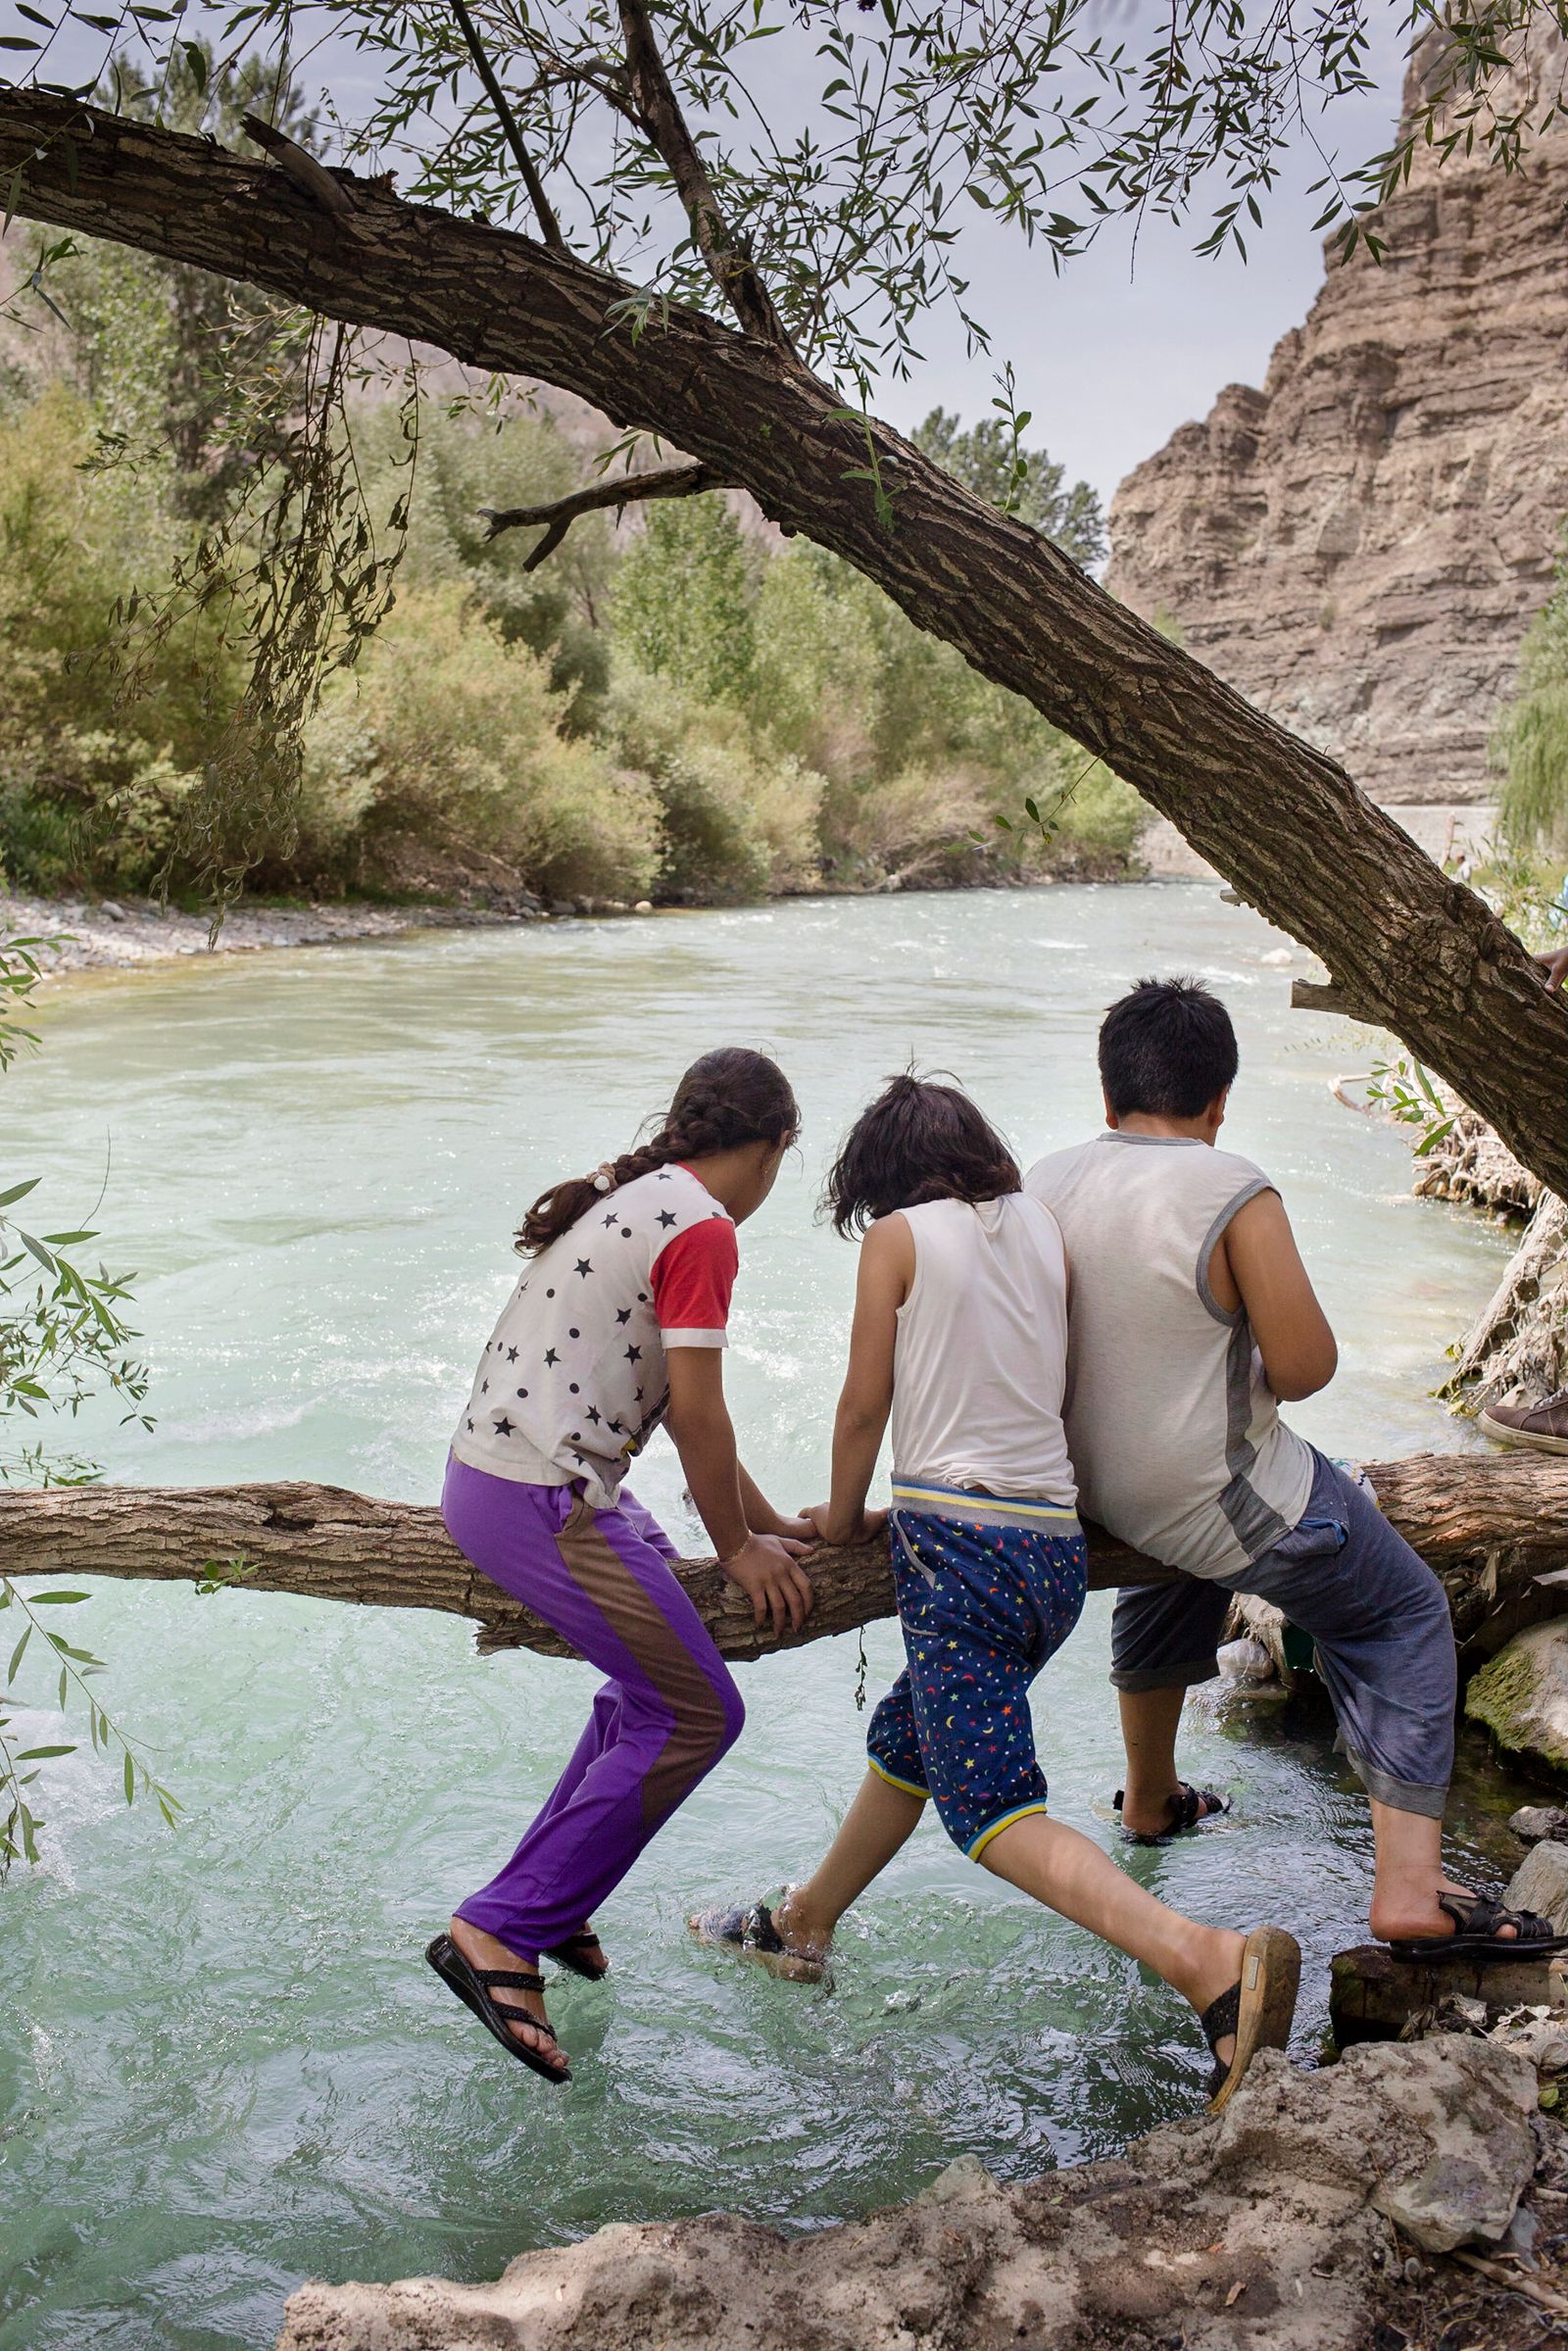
[866,1481,1089,1859]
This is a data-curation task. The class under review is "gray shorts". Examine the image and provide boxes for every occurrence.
[1108,1447,1455,1819]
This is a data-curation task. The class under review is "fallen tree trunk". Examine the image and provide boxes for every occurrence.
[1,1453,1565,1662]
[1,89,1566,1197]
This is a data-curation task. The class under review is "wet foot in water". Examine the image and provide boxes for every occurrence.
[449,1916,570,2075]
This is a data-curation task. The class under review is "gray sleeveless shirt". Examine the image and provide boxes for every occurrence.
[1025,1132,1314,1579]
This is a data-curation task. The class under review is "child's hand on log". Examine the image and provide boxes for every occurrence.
[801,1502,889,1547]
[720,1533,814,1635]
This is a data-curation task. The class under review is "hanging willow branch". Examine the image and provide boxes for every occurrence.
[480,459,722,564]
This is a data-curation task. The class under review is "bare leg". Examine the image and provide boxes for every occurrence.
[1116,1686,1226,1837]
[449,1915,569,2075]
[1365,1799,1515,1943]
[981,1813,1247,2060]
[774,1772,926,1957]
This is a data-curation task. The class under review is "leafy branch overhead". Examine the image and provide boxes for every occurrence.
[8,0,1565,391]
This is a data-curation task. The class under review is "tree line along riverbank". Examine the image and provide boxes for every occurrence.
[1,182,1140,922]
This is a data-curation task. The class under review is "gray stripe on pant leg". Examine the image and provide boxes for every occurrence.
[1217,1318,1293,1559]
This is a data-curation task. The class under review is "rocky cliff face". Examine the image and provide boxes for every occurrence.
[1107,36,1568,808]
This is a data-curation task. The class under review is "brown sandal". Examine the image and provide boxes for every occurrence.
[1202,1926,1300,2113]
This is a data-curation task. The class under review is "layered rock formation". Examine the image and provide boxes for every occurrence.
[1108,33,1568,810]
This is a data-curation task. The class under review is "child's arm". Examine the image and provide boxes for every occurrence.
[665,1347,814,1632]
[738,1463,815,1543]
[804,1214,914,1546]
[1216,1190,1339,1402]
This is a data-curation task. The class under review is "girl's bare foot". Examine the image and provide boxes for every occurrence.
[449,1916,569,2075]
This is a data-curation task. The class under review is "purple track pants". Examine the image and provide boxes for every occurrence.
[441,1454,745,1958]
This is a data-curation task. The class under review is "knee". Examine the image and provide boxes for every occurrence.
[715,1674,746,1757]
[693,1670,745,1769]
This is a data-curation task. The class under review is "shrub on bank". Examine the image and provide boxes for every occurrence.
[0,341,1147,906]
[301,588,662,904]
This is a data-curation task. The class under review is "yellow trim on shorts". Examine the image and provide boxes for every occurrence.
[890,1481,1077,1525]
[867,1755,930,1801]
[967,1800,1049,1859]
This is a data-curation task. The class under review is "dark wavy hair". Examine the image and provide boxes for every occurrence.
[516,1047,800,1254]
[821,1071,1021,1238]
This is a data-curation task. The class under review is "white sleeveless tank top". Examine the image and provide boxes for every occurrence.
[1025,1133,1314,1578]
[888,1194,1075,1505]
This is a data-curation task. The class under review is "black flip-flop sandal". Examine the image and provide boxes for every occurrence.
[1114,1782,1232,1846]
[1389,1888,1568,1966]
[424,1932,571,2082]
[543,1929,609,1983]
[1201,1924,1300,2113]
[688,1898,825,1984]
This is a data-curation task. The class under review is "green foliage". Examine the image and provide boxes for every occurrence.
[0,928,161,1869]
[610,497,757,708]
[301,584,662,903]
[911,405,1106,568]
[0,270,1144,906]
[1497,534,1568,859]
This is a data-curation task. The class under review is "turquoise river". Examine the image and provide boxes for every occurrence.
[0,883,1536,2350]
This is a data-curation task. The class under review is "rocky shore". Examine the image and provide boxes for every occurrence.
[0,886,537,974]
[276,2023,1568,2351]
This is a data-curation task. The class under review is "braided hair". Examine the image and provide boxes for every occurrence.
[516,1047,800,1254]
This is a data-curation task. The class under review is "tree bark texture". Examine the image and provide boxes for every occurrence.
[1,1453,1563,1663]
[2,91,1566,1193]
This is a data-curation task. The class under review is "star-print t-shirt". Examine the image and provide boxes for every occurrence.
[450,1162,738,1508]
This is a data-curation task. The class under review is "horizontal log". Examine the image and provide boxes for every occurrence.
[0,1452,1565,1662]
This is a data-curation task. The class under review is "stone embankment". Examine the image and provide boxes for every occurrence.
[275,2028,1567,2351]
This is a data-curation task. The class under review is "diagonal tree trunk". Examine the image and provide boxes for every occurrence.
[1,91,1564,1192]
[2,1454,1565,1662]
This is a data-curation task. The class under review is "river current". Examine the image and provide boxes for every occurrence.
[0,884,1533,2350]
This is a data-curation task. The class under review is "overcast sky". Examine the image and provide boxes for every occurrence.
[28,1,1412,513]
[867,22,1410,511]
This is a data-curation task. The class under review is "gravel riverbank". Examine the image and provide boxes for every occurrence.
[0,889,547,975]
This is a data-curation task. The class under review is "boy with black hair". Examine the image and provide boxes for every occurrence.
[1026,976,1560,1961]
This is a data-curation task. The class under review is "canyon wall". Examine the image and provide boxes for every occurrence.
[1107,34,1568,820]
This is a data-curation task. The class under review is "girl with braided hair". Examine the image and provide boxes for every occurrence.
[427,1047,814,2082]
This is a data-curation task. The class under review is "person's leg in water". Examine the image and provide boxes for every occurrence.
[442,1458,745,2071]
[1109,1576,1234,1839]
[1113,1451,1504,1944]
[737,1503,1298,2090]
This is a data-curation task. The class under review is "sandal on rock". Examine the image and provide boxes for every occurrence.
[687,1899,825,1984]
[424,1932,570,2082]
[1114,1783,1232,1846]
[1388,1889,1568,1967]
[543,1928,609,1982]
[1202,1925,1300,2114]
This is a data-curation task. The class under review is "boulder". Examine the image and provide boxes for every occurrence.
[1506,1838,1568,1935]
[1511,1804,1568,1844]
[275,2039,1539,2351]
[1466,1620,1568,1777]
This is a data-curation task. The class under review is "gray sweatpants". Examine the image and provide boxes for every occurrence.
[1108,1447,1455,1818]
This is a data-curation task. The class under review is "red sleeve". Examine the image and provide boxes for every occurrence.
[651,1217,738,1346]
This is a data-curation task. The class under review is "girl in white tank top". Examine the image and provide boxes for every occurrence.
[691,1074,1299,2114]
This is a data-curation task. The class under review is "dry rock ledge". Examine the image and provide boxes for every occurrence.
[275,2036,1557,2351]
